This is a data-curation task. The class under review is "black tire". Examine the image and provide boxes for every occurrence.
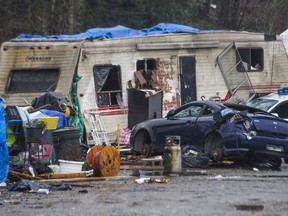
[269,157,282,169]
[204,133,224,163]
[80,143,89,161]
[133,130,151,157]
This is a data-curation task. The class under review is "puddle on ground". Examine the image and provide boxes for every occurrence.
[235,204,264,211]
[235,201,288,212]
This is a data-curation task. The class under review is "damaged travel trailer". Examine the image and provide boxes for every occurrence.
[1,24,288,145]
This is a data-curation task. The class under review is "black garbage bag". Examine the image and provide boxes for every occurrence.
[31,161,53,175]
[31,91,75,116]
[8,179,50,191]
[8,179,72,192]
[181,145,210,168]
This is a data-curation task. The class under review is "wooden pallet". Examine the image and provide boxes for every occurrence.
[141,157,164,170]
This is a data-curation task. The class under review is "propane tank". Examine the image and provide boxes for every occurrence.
[163,136,182,174]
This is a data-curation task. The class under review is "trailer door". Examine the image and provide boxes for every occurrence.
[180,56,196,105]
[216,42,255,103]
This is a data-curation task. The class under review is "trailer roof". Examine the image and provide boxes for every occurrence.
[16,23,219,40]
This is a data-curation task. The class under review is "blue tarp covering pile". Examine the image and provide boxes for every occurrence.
[17,23,218,40]
[0,97,9,185]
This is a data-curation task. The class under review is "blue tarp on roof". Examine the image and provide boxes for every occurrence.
[17,23,217,40]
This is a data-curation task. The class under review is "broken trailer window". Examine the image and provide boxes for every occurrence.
[6,69,59,93]
[237,48,264,72]
[93,65,122,108]
[136,59,157,88]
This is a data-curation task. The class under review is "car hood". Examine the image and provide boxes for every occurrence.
[250,116,288,135]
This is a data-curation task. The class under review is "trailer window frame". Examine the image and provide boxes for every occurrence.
[93,64,123,108]
[6,68,60,93]
[236,47,264,72]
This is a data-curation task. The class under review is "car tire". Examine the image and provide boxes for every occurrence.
[269,157,282,169]
[204,133,224,163]
[133,130,151,158]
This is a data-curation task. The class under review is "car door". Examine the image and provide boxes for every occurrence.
[152,103,205,150]
[270,101,288,121]
[191,105,216,150]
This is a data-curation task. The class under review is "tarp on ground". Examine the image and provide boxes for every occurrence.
[0,97,9,183]
[16,23,219,40]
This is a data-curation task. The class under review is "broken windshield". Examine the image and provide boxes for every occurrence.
[246,98,278,112]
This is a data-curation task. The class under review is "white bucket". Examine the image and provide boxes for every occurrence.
[48,165,60,174]
[58,159,84,173]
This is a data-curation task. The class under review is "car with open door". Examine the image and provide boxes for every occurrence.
[130,100,288,168]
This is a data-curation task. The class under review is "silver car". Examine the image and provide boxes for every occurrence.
[247,91,288,120]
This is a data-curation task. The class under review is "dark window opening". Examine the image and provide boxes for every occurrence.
[93,65,122,108]
[135,59,157,88]
[6,69,59,93]
[136,59,157,71]
[237,48,264,72]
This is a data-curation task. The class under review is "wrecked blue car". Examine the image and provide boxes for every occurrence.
[130,100,288,168]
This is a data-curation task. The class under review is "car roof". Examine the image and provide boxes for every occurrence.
[258,92,288,102]
[183,100,225,109]
[179,100,273,116]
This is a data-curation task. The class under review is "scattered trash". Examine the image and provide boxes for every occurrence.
[132,178,151,184]
[78,189,88,194]
[130,170,140,177]
[208,175,242,180]
[0,182,7,187]
[253,167,259,172]
[8,179,72,192]
[181,146,210,168]
[35,188,49,194]
[131,177,170,184]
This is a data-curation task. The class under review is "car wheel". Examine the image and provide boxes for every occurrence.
[133,130,151,158]
[269,157,282,169]
[204,133,224,163]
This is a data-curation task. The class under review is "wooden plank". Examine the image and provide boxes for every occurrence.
[38,175,136,184]
[134,71,147,85]
[120,165,144,170]
[8,170,42,181]
[39,172,87,179]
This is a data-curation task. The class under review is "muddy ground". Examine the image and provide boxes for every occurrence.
[1,162,288,216]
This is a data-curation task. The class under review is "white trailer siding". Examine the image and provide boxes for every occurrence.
[75,31,288,143]
[0,41,82,105]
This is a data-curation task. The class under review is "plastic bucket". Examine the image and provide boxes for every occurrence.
[58,160,84,173]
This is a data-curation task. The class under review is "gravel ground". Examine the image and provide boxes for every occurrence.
[1,163,288,216]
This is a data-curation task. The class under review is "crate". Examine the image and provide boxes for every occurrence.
[39,117,59,130]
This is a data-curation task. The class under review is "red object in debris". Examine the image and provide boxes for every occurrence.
[92,151,102,176]
[212,89,236,102]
